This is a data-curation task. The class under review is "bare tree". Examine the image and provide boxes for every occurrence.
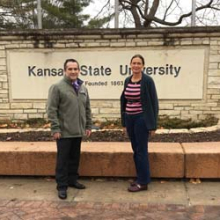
[95,0,220,28]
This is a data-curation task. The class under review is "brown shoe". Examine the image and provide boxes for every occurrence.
[128,184,148,192]
[130,181,137,186]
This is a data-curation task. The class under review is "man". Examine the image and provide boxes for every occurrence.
[47,59,92,200]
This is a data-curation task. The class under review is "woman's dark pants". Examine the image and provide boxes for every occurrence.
[125,113,150,185]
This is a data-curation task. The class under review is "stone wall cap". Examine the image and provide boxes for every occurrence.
[183,142,220,153]
[1,26,220,37]
[0,125,219,134]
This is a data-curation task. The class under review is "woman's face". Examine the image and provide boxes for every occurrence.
[130,57,144,75]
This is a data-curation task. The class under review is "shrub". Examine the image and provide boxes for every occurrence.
[158,115,218,129]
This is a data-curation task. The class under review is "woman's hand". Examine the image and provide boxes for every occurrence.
[150,130,156,137]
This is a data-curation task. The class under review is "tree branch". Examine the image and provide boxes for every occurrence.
[152,0,215,26]
[120,0,142,27]
[144,0,149,17]
[119,0,218,27]
[93,0,111,19]
[210,6,220,11]
[144,0,159,27]
[163,0,175,20]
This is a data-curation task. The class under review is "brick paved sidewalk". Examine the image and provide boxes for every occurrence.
[0,200,220,220]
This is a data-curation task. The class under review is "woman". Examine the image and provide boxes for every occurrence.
[120,54,159,192]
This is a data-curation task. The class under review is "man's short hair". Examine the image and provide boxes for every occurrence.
[64,59,80,70]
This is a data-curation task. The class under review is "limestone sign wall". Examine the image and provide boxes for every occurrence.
[0,27,220,122]
[8,48,205,100]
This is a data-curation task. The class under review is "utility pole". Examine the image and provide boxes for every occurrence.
[115,0,119,28]
[37,0,42,29]
[191,0,196,26]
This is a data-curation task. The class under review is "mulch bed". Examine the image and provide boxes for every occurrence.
[0,129,220,142]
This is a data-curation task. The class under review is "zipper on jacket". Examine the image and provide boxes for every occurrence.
[77,91,84,136]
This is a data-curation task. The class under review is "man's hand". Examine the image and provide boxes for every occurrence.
[53,132,61,140]
[86,129,91,137]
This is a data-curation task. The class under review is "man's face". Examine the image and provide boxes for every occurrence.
[65,61,80,82]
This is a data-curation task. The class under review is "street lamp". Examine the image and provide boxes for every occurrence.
[115,0,119,28]
[191,0,196,26]
[37,0,42,29]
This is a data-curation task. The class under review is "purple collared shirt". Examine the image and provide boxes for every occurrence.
[72,80,80,94]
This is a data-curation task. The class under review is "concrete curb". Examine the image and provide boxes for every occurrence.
[0,141,220,178]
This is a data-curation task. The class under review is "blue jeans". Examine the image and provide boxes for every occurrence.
[125,113,151,185]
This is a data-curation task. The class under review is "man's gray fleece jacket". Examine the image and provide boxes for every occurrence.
[47,75,92,138]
